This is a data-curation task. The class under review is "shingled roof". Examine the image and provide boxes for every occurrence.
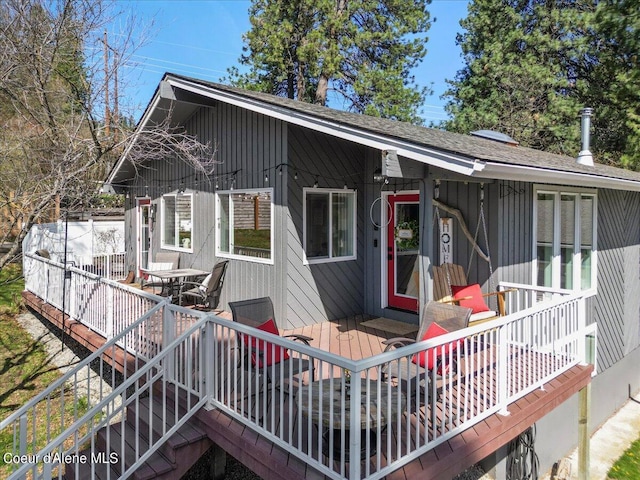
[109,72,640,190]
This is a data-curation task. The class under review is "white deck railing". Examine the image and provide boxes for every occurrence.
[23,253,169,351]
[498,281,575,314]
[5,254,595,480]
[1,299,210,480]
[79,252,128,281]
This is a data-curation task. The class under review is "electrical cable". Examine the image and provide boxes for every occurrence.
[506,425,539,480]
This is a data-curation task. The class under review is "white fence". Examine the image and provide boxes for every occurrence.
[22,221,126,279]
[6,253,595,480]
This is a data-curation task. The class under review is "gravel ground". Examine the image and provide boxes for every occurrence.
[16,311,91,374]
[182,449,488,480]
[183,452,489,480]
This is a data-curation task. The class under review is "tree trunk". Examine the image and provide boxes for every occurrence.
[287,73,295,99]
[315,74,329,105]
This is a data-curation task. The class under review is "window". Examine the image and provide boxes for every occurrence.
[534,187,596,291]
[304,188,356,263]
[216,189,273,263]
[161,193,193,251]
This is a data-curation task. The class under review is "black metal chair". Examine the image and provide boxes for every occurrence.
[229,297,314,388]
[179,260,228,309]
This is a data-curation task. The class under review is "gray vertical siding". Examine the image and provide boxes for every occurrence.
[433,180,497,292]
[121,96,640,363]
[495,182,640,372]
[125,104,288,318]
[286,125,366,327]
[497,181,533,285]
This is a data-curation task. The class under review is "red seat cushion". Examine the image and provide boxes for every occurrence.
[241,318,290,367]
[451,284,491,314]
[411,322,456,370]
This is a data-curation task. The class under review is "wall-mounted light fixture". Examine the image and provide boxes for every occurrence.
[373,167,388,184]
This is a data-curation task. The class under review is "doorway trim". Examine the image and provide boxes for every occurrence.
[381,190,420,313]
[136,197,151,277]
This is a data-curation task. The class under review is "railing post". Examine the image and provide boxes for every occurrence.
[19,414,27,480]
[497,324,511,416]
[106,278,114,338]
[105,254,111,280]
[69,271,76,320]
[163,304,175,380]
[577,298,587,364]
[203,320,216,407]
[348,376,361,479]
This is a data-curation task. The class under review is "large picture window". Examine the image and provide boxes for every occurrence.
[534,187,596,291]
[304,188,356,263]
[216,189,273,263]
[161,193,193,251]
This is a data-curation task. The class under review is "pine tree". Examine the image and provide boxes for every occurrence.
[227,0,432,124]
[588,0,640,168]
[443,0,594,155]
[444,0,639,169]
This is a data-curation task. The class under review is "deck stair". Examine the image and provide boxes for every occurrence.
[65,388,211,480]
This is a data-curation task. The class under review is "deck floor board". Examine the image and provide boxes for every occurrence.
[23,292,593,480]
[196,316,592,480]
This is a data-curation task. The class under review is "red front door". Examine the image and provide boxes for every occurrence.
[387,194,420,312]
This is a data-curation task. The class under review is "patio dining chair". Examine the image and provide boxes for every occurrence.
[229,297,315,389]
[381,301,472,415]
[141,251,180,294]
[179,260,228,310]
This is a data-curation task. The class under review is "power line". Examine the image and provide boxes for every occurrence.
[129,54,228,76]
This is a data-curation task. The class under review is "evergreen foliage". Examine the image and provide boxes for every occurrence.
[227,0,432,124]
[443,0,639,169]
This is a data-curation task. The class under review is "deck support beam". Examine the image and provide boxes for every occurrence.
[577,383,591,480]
[210,444,227,480]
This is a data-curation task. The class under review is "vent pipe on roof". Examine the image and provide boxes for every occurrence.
[577,108,594,167]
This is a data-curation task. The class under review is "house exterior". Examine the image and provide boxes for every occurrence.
[106,72,640,477]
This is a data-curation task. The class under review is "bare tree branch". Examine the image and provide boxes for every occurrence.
[0,0,213,273]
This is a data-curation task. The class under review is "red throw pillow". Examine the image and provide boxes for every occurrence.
[451,284,491,314]
[241,318,290,367]
[411,322,456,370]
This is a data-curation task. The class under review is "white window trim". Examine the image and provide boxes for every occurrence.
[532,185,597,296]
[303,187,358,265]
[215,188,274,265]
[160,192,193,253]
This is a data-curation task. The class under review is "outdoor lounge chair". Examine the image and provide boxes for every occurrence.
[179,260,228,309]
[381,301,472,413]
[433,263,513,323]
[229,297,315,388]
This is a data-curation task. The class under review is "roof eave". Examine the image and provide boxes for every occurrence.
[106,91,165,187]
[476,161,640,192]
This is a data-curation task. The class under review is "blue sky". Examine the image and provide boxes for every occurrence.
[114,0,470,124]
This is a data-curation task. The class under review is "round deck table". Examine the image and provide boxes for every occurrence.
[301,378,406,459]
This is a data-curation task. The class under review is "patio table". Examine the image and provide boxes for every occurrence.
[300,378,406,459]
[141,268,209,299]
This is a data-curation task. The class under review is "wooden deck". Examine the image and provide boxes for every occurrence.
[22,291,139,375]
[22,291,593,480]
[196,314,593,480]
